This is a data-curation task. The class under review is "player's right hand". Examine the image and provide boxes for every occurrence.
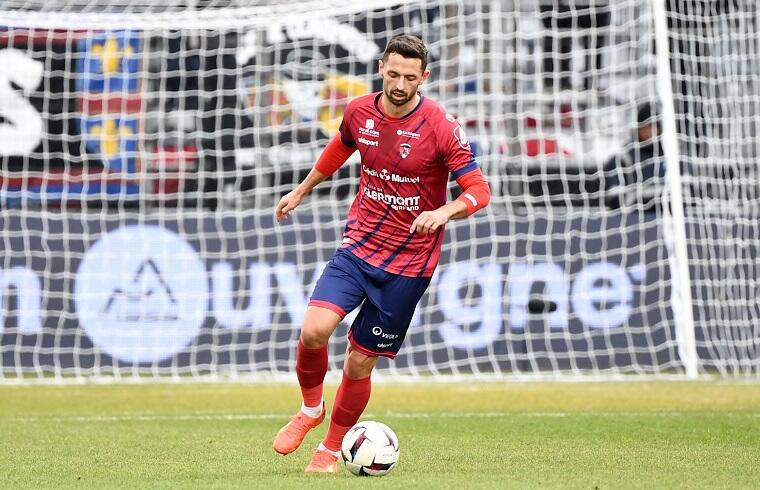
[275,190,304,221]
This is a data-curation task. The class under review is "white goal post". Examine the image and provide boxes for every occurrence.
[0,0,758,382]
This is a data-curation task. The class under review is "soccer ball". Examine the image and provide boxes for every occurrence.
[341,421,400,476]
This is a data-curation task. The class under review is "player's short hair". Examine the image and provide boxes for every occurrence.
[383,34,428,71]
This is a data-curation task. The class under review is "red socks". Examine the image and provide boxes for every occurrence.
[295,340,328,408]
[322,373,372,452]
[295,340,373,452]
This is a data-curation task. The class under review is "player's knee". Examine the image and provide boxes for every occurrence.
[299,326,330,348]
[299,318,334,348]
[344,348,377,379]
[299,307,341,348]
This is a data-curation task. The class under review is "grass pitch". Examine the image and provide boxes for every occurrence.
[1,381,759,489]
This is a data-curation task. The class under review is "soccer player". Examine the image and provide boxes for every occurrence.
[272,34,491,473]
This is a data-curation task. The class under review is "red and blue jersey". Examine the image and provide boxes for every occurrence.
[337,91,479,277]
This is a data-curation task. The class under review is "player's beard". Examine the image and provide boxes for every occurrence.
[384,86,414,107]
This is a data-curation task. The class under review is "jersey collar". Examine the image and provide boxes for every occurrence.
[373,92,425,121]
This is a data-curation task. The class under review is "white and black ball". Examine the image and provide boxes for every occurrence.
[341,421,400,476]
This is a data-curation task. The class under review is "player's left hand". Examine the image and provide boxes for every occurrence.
[409,209,450,234]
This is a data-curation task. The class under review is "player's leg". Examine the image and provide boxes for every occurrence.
[328,344,377,446]
[296,306,340,415]
[273,250,366,456]
[273,306,341,456]
[305,268,430,473]
[305,344,376,473]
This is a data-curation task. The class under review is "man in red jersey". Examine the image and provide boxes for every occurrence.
[272,34,490,473]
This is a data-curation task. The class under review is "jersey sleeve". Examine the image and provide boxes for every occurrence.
[338,98,358,148]
[436,112,478,178]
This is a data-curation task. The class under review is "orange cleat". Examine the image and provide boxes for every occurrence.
[305,447,339,473]
[272,402,325,455]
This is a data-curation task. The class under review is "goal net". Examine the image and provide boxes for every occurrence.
[0,0,757,382]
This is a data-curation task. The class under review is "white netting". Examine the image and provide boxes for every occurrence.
[665,1,760,376]
[0,0,757,382]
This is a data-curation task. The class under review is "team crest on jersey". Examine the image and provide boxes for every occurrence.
[400,143,412,159]
[365,119,375,130]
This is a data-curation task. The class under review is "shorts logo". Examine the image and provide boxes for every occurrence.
[371,326,399,340]
[400,143,412,159]
[377,342,393,348]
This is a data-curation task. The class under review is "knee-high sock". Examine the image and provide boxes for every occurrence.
[295,340,328,408]
[322,373,371,452]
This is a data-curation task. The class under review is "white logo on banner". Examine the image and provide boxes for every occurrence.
[0,266,42,334]
[0,49,44,156]
[75,225,208,363]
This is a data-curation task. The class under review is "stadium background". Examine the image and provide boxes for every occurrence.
[1,0,758,381]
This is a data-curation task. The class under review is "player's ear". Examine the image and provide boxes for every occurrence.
[378,59,384,75]
[420,69,431,85]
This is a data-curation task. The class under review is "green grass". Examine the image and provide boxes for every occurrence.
[1,382,759,489]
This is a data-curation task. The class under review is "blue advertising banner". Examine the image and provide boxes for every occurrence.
[0,211,680,375]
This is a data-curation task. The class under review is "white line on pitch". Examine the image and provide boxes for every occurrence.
[5,411,759,423]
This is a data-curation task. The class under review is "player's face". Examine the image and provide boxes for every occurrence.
[379,53,430,107]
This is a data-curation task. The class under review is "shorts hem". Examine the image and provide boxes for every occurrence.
[308,300,347,319]
[348,331,398,359]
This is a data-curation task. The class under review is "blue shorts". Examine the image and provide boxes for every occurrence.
[308,248,431,359]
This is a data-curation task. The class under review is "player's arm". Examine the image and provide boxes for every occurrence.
[275,136,356,221]
[409,168,490,234]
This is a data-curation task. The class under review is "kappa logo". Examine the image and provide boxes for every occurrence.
[400,143,412,159]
